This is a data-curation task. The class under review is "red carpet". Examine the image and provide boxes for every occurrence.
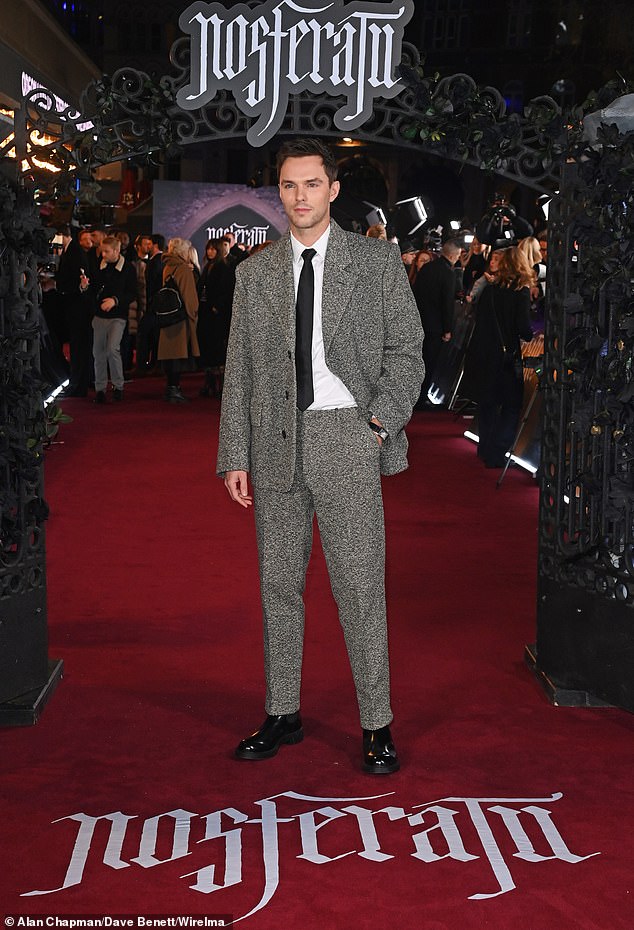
[2,373,634,928]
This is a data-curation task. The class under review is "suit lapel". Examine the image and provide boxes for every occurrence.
[322,221,355,353]
[269,234,295,351]
[271,221,355,352]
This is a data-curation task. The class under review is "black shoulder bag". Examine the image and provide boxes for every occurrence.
[151,274,188,329]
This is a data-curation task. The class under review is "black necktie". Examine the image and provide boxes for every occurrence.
[295,248,316,410]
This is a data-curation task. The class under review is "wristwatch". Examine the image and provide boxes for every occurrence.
[368,420,389,442]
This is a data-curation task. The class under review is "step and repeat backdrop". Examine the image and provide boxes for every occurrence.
[152,181,289,261]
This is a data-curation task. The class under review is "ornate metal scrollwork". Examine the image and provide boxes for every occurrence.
[19,40,560,193]
[11,24,634,713]
[539,140,634,609]
[0,170,48,603]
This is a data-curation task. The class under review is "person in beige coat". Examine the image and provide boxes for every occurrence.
[217,138,424,774]
[159,238,200,403]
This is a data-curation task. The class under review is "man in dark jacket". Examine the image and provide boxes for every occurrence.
[56,227,97,396]
[412,239,461,405]
[84,235,136,403]
[145,233,165,305]
[135,233,164,374]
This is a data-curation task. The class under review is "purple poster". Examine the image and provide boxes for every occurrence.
[152,181,289,264]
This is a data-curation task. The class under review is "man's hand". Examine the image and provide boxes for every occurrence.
[369,415,384,447]
[101,297,116,312]
[442,332,452,342]
[224,470,253,508]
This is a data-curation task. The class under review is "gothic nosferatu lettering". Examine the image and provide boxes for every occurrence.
[206,223,271,247]
[176,0,415,146]
[22,790,598,921]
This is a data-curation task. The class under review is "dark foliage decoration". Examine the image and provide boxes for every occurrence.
[396,62,562,187]
[537,77,634,606]
[0,162,51,600]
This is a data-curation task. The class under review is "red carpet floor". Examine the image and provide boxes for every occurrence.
[2,373,634,928]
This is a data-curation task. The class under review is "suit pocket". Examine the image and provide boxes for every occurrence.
[356,416,381,455]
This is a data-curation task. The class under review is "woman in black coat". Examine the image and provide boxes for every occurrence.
[197,238,236,397]
[463,247,534,467]
[197,239,218,394]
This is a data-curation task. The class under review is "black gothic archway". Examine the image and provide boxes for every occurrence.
[18,44,560,193]
[4,38,634,722]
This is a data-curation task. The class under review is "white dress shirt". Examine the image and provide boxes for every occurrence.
[290,227,356,410]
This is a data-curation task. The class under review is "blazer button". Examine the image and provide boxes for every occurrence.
[281,429,287,439]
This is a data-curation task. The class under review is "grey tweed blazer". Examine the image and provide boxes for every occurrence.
[217,220,424,490]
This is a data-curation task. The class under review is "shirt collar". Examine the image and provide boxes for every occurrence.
[290,224,330,265]
[100,255,125,272]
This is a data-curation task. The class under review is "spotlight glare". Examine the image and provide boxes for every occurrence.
[44,379,69,406]
[395,196,428,235]
[463,430,538,475]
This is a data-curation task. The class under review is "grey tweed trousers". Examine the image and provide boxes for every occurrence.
[253,407,392,731]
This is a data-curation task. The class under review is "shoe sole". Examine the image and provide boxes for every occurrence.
[235,727,304,760]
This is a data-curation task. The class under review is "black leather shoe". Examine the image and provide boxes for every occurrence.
[165,386,189,404]
[362,725,400,774]
[235,712,303,760]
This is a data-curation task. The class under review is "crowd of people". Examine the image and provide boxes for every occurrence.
[394,194,547,467]
[43,226,273,405]
[41,188,547,468]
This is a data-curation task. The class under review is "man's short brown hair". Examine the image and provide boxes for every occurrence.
[276,138,338,184]
[101,236,121,252]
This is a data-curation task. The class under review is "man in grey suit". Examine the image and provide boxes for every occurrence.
[217,138,424,774]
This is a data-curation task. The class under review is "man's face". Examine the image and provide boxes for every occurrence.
[539,239,548,261]
[101,244,120,264]
[278,155,339,240]
[401,251,415,266]
[79,231,92,250]
[141,237,153,255]
[91,230,105,247]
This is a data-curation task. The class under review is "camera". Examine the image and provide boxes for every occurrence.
[490,204,516,221]
[476,199,533,249]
